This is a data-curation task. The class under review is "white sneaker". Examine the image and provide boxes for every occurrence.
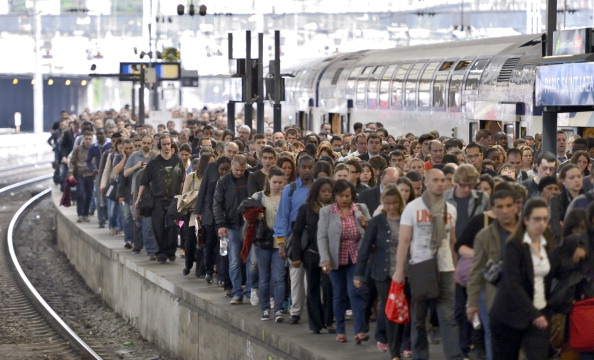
[250,289,259,306]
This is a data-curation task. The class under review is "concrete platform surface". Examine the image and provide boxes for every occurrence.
[52,187,448,360]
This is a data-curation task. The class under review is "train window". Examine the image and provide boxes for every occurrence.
[392,63,411,107]
[418,61,440,107]
[367,65,385,108]
[404,62,425,107]
[439,62,454,71]
[455,60,472,71]
[465,59,489,91]
[449,74,464,108]
[356,78,367,108]
[361,66,374,76]
[347,66,363,99]
[433,67,451,108]
[379,64,398,109]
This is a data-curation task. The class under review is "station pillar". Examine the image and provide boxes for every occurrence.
[542,110,557,155]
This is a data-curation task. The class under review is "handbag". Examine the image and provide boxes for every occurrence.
[549,313,567,348]
[176,173,199,214]
[481,258,503,285]
[454,256,473,287]
[385,281,410,324]
[569,298,594,352]
[105,176,119,201]
[286,225,309,260]
[408,257,440,302]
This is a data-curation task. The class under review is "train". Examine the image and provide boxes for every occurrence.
[275,32,594,142]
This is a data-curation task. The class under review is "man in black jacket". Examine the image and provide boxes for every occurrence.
[214,154,250,304]
[358,167,400,215]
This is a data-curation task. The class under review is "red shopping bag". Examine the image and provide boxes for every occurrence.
[569,297,594,352]
[385,281,410,324]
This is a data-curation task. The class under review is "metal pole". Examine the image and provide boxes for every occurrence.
[256,32,264,134]
[273,30,282,133]
[131,83,136,117]
[33,0,44,133]
[244,30,253,129]
[139,67,145,125]
[542,0,558,154]
[227,101,236,131]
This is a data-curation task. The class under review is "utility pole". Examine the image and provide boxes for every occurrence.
[33,0,43,133]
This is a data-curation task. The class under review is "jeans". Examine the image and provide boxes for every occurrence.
[454,284,472,356]
[75,175,95,217]
[141,216,158,256]
[95,177,107,226]
[120,201,133,244]
[411,271,464,360]
[130,202,143,251]
[249,244,259,292]
[478,289,493,360]
[227,228,244,298]
[328,263,365,335]
[255,246,286,312]
[107,198,121,230]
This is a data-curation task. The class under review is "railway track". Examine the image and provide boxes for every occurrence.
[0,174,102,359]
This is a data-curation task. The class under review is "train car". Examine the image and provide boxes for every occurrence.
[279,33,594,142]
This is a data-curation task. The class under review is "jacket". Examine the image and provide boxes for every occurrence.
[317,203,371,270]
[466,218,505,310]
[287,204,320,262]
[194,162,220,216]
[238,195,265,263]
[67,144,93,177]
[274,177,311,239]
[354,212,397,283]
[489,239,550,330]
[444,188,490,220]
[358,186,381,215]
[213,171,250,230]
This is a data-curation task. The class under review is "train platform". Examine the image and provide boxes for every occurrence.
[51,186,447,360]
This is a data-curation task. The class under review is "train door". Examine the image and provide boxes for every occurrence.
[296,111,308,134]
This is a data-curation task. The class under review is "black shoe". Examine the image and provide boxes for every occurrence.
[89,210,95,216]
[205,274,213,284]
[157,256,167,264]
[132,249,141,254]
[168,255,176,262]
[182,268,190,276]
[288,315,300,325]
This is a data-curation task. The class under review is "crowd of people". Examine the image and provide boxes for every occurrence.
[49,107,594,360]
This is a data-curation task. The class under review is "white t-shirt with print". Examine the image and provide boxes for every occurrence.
[401,197,456,272]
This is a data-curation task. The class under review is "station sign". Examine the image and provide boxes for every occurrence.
[536,62,594,106]
[119,62,181,81]
[553,28,591,55]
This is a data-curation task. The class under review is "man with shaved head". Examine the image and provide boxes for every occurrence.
[358,167,400,215]
[393,169,463,360]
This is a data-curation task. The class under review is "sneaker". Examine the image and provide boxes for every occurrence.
[110,228,117,235]
[402,350,413,358]
[288,315,300,325]
[345,309,353,320]
[274,311,284,323]
[83,216,90,222]
[230,296,243,305]
[124,242,132,249]
[204,274,213,284]
[149,254,157,261]
[224,289,232,298]
[77,216,83,223]
[250,289,259,306]
[261,310,271,321]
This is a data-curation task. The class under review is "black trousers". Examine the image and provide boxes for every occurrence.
[151,199,178,259]
[454,284,472,355]
[303,250,334,332]
[200,224,218,277]
[490,318,549,360]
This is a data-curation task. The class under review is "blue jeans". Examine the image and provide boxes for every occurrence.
[120,201,133,244]
[255,246,286,312]
[227,228,244,298]
[75,175,95,216]
[249,244,259,293]
[107,198,121,230]
[141,216,158,256]
[328,263,365,335]
[478,289,493,360]
[411,271,463,360]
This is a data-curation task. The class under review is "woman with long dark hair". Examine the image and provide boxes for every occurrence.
[288,177,335,334]
[489,198,551,360]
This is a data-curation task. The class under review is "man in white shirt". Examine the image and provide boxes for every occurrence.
[394,169,463,360]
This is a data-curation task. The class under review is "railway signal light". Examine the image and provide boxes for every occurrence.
[177,2,206,16]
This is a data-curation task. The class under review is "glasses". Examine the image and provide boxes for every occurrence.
[530,216,550,223]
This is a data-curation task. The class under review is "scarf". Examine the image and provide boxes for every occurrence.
[421,191,446,254]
